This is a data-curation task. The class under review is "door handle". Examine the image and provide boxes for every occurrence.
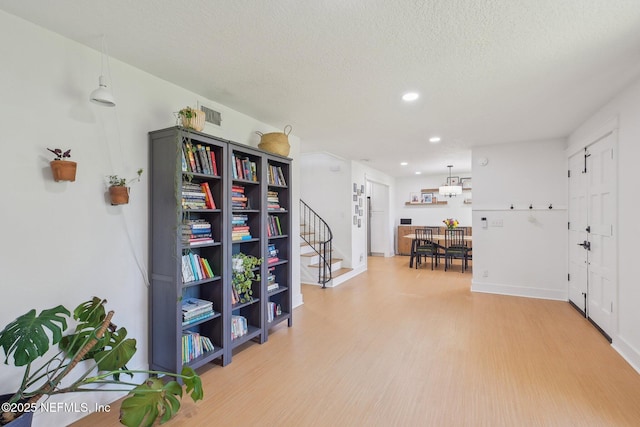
[577,241,591,250]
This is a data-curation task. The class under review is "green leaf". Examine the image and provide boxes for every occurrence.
[73,297,106,325]
[119,378,184,427]
[0,305,70,366]
[181,366,204,402]
[94,327,137,372]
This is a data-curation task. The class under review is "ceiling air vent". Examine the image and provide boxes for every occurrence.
[201,105,222,126]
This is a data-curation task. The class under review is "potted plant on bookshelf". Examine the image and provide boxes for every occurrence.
[231,253,263,304]
[107,169,143,205]
[177,107,205,132]
[0,296,203,427]
[47,148,77,182]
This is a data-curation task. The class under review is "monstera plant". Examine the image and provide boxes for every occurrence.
[0,297,203,426]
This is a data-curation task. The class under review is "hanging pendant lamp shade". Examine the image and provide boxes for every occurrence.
[90,75,115,107]
[439,165,462,197]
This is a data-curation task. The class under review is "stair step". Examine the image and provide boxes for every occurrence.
[308,258,343,268]
[331,268,352,279]
[300,250,333,258]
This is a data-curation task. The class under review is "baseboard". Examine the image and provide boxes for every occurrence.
[471,280,568,301]
[292,291,304,308]
[612,335,640,375]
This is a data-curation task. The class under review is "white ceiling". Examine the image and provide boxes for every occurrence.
[2,1,640,177]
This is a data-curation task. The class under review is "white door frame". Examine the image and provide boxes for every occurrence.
[567,127,618,341]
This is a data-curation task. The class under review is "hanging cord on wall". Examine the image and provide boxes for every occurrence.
[96,35,150,288]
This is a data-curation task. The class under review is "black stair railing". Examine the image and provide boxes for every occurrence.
[300,200,333,288]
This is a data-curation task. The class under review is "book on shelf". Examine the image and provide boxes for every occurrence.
[181,252,215,283]
[208,147,218,175]
[182,219,214,246]
[267,215,283,237]
[200,182,216,209]
[268,165,287,186]
[267,302,282,323]
[231,315,248,339]
[182,331,215,364]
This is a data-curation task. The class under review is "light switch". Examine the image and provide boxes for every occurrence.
[491,219,503,227]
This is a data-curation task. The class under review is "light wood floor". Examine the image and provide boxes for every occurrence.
[73,256,640,426]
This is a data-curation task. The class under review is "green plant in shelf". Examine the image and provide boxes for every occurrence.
[108,169,144,187]
[0,297,203,426]
[232,253,263,303]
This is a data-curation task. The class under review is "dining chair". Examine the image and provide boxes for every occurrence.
[414,228,440,270]
[444,228,470,272]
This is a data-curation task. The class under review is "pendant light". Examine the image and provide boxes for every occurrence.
[89,36,116,107]
[439,165,462,197]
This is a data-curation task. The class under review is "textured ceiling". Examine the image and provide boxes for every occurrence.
[2,0,640,177]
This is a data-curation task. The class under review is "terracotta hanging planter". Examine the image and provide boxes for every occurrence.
[50,160,77,182]
[47,148,76,182]
[109,186,130,205]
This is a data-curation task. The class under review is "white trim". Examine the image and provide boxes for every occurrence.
[612,336,640,375]
[471,280,568,301]
[566,115,618,157]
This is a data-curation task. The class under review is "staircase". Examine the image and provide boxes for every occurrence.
[300,200,352,288]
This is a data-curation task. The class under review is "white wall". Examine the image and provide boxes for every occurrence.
[0,11,301,426]
[395,174,472,222]
[471,139,568,300]
[299,155,394,276]
[567,77,640,372]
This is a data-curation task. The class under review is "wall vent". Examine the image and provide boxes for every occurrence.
[201,105,222,126]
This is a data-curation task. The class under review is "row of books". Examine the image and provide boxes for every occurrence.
[181,252,215,283]
[182,181,216,210]
[267,215,283,237]
[267,243,279,264]
[267,266,279,293]
[231,315,248,340]
[266,302,282,323]
[231,185,249,210]
[182,331,215,364]
[181,297,215,324]
[182,219,214,246]
[267,190,285,211]
[267,164,287,186]
[232,153,258,182]
[232,213,252,241]
[181,141,219,176]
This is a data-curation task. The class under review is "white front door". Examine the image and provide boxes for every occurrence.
[567,131,617,340]
[585,133,616,338]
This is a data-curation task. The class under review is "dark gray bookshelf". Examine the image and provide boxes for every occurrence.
[149,126,292,372]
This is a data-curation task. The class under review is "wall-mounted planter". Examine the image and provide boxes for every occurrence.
[108,186,129,205]
[50,160,77,182]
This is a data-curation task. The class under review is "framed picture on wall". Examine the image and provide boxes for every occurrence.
[358,218,361,228]
[421,193,433,204]
[353,215,357,225]
[360,184,365,194]
[410,192,420,204]
[353,183,357,193]
[358,198,363,207]
[461,177,472,189]
[447,176,460,185]
[353,194,358,202]
[355,205,359,214]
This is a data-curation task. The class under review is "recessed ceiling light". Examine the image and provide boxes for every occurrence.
[429,136,441,143]
[402,92,419,102]
[415,171,421,175]
[400,162,408,166]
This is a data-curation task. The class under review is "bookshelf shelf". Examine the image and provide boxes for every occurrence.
[150,126,292,373]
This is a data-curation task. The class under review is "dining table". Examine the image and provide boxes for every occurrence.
[404,233,472,268]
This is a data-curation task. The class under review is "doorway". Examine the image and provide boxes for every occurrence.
[568,130,617,341]
[367,180,389,257]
